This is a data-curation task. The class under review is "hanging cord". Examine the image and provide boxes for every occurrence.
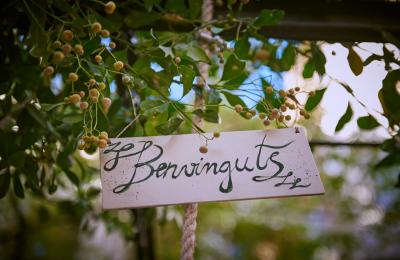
[180,1,213,260]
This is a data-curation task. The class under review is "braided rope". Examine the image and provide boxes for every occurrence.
[180,1,213,260]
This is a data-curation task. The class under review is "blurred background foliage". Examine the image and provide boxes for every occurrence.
[0,0,399,259]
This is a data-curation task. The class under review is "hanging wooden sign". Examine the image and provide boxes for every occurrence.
[99,128,324,209]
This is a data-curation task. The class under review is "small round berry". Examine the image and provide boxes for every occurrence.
[68,72,79,82]
[245,112,253,119]
[91,22,102,33]
[250,109,257,116]
[279,90,286,97]
[80,101,89,110]
[271,109,279,116]
[288,88,294,95]
[213,132,220,138]
[102,97,112,110]
[268,113,276,120]
[199,145,208,154]
[94,55,102,63]
[62,30,74,42]
[266,86,273,94]
[43,66,54,76]
[78,143,85,150]
[280,105,287,112]
[285,115,291,121]
[234,104,243,113]
[70,94,81,104]
[294,86,300,92]
[98,82,106,90]
[113,61,124,71]
[79,91,85,98]
[74,44,84,56]
[263,119,270,126]
[109,41,116,48]
[104,1,116,14]
[64,97,71,104]
[88,79,96,86]
[101,29,110,37]
[98,139,108,148]
[99,131,108,140]
[309,91,316,97]
[52,51,65,64]
[89,88,99,98]
[91,96,99,103]
[278,115,284,122]
[122,75,131,84]
[299,109,305,116]
[289,104,295,110]
[259,113,266,119]
[91,136,99,144]
[61,44,72,54]
[83,135,91,143]
[174,56,181,64]
[51,40,62,49]
[304,113,310,119]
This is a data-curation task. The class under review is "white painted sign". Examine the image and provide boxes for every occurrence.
[99,128,324,209]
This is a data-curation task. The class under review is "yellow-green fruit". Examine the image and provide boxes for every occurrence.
[101,29,110,37]
[113,61,124,71]
[70,94,81,104]
[52,51,64,63]
[61,44,72,54]
[122,75,131,84]
[285,115,291,121]
[278,115,284,122]
[89,88,99,98]
[280,105,287,112]
[98,82,106,90]
[51,40,62,49]
[259,113,266,120]
[62,30,74,42]
[74,44,84,56]
[83,135,91,143]
[98,139,108,148]
[43,66,54,76]
[102,97,112,110]
[304,113,310,119]
[213,132,220,138]
[279,90,286,97]
[91,96,99,103]
[174,56,181,64]
[79,91,85,98]
[104,1,116,14]
[245,112,253,119]
[199,145,208,154]
[265,86,273,94]
[99,131,108,140]
[234,104,243,113]
[80,101,89,110]
[91,22,102,33]
[250,109,256,116]
[78,143,85,150]
[94,55,102,63]
[68,72,78,82]
[109,42,116,48]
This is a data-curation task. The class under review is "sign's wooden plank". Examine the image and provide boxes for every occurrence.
[100,128,324,209]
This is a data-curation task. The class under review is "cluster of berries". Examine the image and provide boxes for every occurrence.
[79,131,110,150]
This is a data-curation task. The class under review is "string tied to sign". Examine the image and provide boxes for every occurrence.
[180,0,213,260]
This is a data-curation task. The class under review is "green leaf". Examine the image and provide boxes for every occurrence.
[159,45,174,58]
[305,88,327,111]
[0,168,11,199]
[364,54,381,66]
[124,11,160,29]
[64,169,80,187]
[221,55,246,82]
[234,37,250,59]
[186,44,210,63]
[222,91,247,108]
[144,0,160,12]
[347,47,363,76]
[303,58,315,78]
[312,46,326,75]
[357,115,380,130]
[140,100,168,117]
[61,114,83,124]
[335,103,353,132]
[12,174,24,198]
[180,65,196,96]
[188,0,202,19]
[381,69,400,125]
[155,117,183,135]
[193,109,220,123]
[281,45,296,70]
[254,9,285,27]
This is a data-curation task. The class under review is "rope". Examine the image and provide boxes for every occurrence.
[180,1,213,259]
